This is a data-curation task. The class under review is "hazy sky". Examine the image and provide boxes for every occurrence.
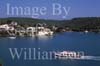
[0,0,100,20]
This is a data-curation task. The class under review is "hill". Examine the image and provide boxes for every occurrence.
[0,17,100,32]
[0,17,64,26]
[63,17,100,31]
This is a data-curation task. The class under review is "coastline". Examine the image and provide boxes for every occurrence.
[0,17,100,37]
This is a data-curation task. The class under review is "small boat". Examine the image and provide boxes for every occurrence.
[8,37,16,39]
[55,51,84,60]
[84,30,88,33]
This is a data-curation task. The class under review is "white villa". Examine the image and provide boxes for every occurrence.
[0,22,54,37]
[26,27,36,36]
[0,24,14,31]
[26,26,53,36]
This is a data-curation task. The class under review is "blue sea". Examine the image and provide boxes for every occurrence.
[0,32,100,66]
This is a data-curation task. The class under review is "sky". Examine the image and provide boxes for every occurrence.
[0,0,100,20]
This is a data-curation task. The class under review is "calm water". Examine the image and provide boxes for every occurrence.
[0,32,100,66]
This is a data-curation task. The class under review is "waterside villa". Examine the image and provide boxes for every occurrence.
[0,22,54,37]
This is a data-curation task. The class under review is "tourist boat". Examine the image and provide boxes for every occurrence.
[55,51,84,59]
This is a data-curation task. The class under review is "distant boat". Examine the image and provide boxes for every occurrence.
[8,37,16,39]
[84,30,88,33]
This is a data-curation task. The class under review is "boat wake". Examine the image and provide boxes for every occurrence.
[80,56,100,61]
[55,51,100,61]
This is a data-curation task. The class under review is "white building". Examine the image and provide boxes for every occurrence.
[0,24,14,31]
